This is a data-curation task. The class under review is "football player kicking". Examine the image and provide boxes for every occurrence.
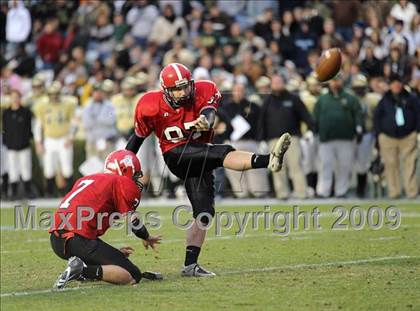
[126,63,291,277]
[49,150,162,289]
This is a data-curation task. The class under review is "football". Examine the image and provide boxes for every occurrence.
[314,48,342,82]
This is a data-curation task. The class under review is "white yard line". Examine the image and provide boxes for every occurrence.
[0,285,106,297]
[1,255,416,298]
[222,255,415,275]
[0,232,310,254]
[368,236,401,241]
[1,229,339,253]
[0,227,411,255]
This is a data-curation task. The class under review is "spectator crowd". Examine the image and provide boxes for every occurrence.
[1,0,419,201]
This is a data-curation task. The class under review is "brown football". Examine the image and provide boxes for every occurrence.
[314,48,342,82]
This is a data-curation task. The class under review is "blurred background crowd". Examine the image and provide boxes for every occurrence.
[1,0,419,201]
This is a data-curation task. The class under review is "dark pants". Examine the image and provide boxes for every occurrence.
[164,141,235,220]
[50,231,142,282]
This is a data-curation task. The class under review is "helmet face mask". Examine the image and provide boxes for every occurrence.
[133,171,144,192]
[164,80,195,108]
[160,63,195,109]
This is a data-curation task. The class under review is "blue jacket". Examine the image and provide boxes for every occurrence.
[373,90,420,138]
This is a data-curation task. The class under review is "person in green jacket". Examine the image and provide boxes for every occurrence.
[313,75,363,198]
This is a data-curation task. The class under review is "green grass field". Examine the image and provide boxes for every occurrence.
[1,203,419,311]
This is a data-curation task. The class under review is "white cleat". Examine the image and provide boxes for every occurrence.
[181,264,216,277]
[268,133,292,172]
[53,256,85,289]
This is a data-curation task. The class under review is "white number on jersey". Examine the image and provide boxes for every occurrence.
[164,122,202,142]
[59,179,94,209]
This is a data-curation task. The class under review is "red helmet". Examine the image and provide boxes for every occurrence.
[160,63,195,109]
[104,150,143,189]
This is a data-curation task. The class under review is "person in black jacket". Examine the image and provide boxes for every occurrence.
[373,74,420,199]
[259,74,315,199]
[223,83,270,198]
[2,89,35,200]
[213,107,233,199]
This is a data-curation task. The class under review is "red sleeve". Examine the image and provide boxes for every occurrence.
[37,36,46,58]
[134,96,153,138]
[197,81,221,113]
[114,177,141,215]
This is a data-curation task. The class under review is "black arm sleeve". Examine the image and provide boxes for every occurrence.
[201,108,216,128]
[126,134,145,154]
[131,217,150,240]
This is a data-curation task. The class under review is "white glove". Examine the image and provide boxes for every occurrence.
[303,130,314,143]
[193,115,210,131]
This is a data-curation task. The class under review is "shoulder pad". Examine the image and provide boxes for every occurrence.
[136,91,162,117]
[195,80,217,93]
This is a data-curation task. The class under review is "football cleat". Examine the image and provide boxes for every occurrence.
[181,264,216,277]
[53,256,85,289]
[141,271,164,280]
[268,133,292,172]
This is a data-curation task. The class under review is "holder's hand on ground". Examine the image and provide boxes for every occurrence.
[142,235,162,252]
[119,246,134,257]
[193,115,210,131]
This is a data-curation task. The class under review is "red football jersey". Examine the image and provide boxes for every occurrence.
[134,80,221,153]
[50,173,141,239]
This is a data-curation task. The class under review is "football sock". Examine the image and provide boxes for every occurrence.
[251,154,270,169]
[82,265,103,281]
[185,245,201,266]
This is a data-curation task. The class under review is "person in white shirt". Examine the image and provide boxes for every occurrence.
[390,0,418,32]
[126,0,158,47]
[5,0,31,59]
[82,83,117,161]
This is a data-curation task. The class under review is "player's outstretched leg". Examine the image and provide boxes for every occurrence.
[53,256,85,289]
[223,133,292,172]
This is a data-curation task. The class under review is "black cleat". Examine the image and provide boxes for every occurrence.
[141,271,163,280]
[53,256,85,289]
